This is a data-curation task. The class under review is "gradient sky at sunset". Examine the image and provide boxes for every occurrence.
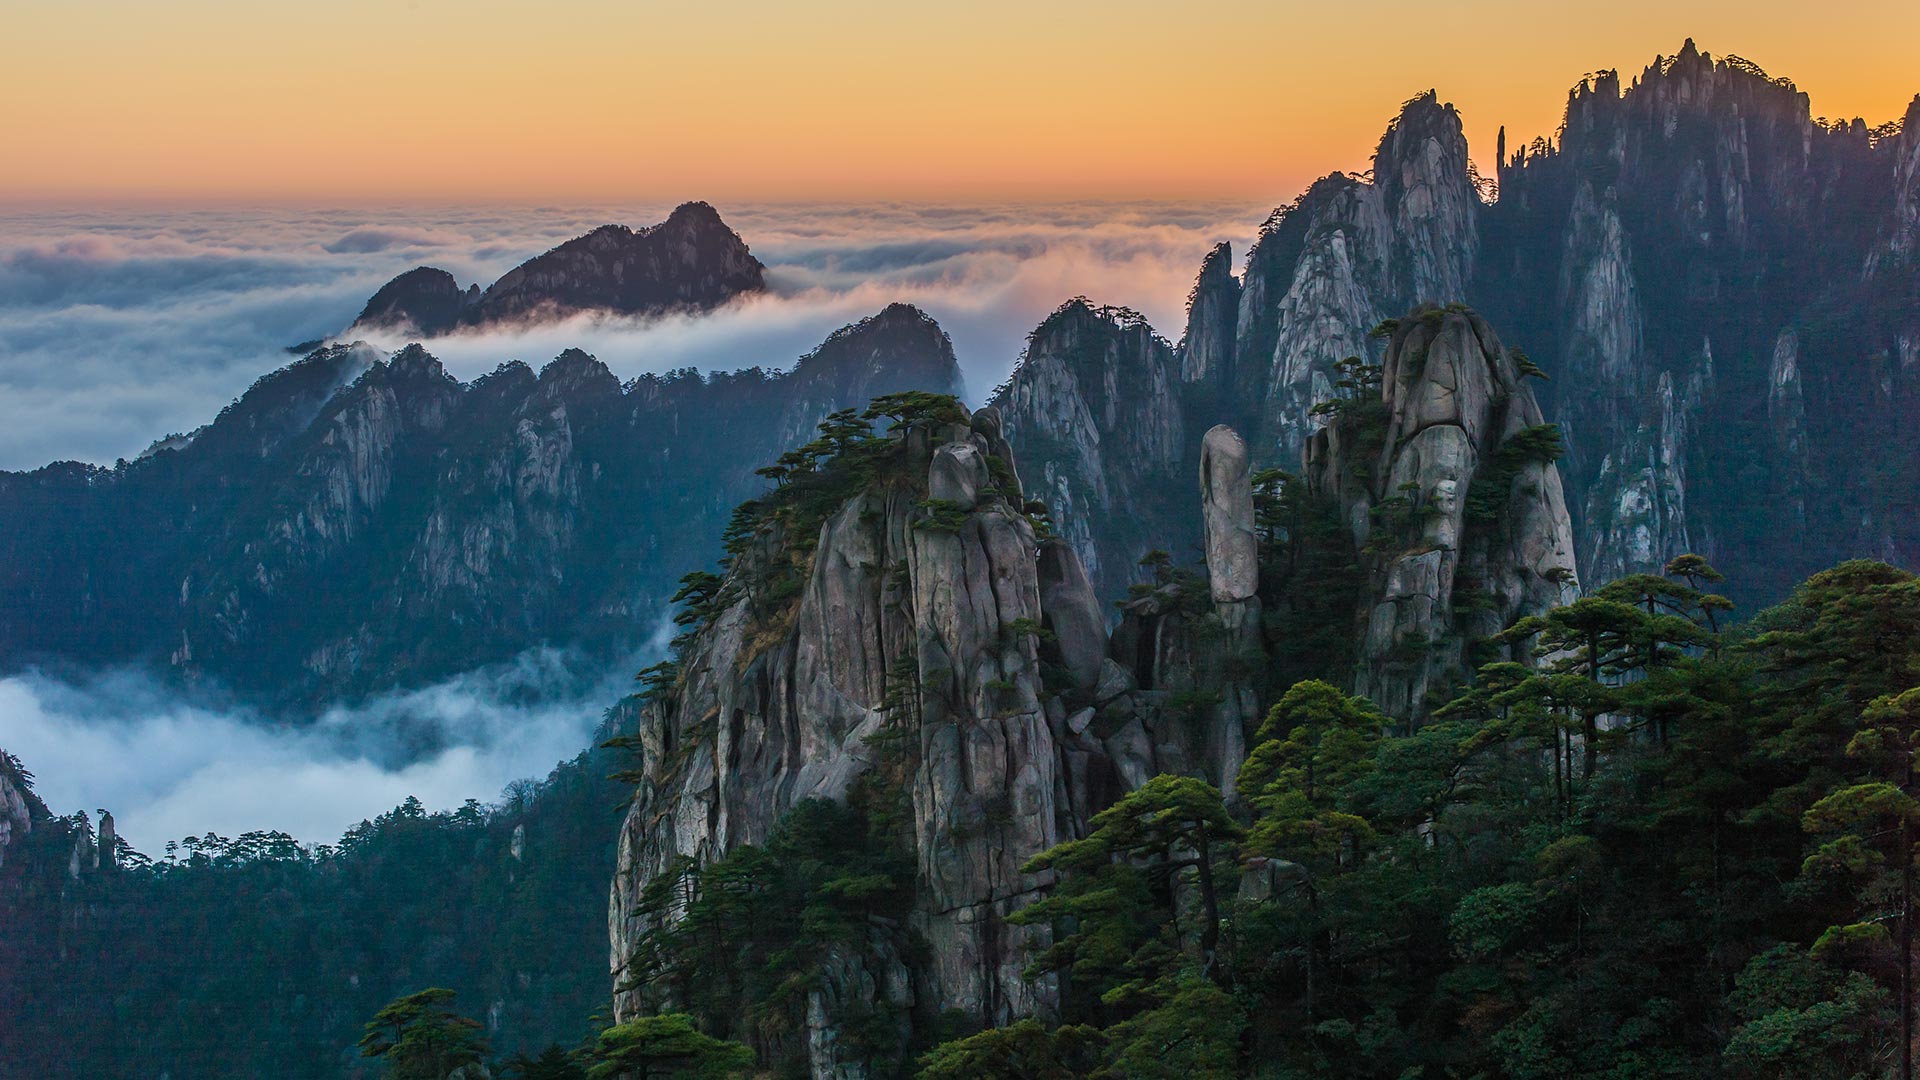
[3,0,1917,202]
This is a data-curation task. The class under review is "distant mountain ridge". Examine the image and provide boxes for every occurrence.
[347,200,767,337]
[0,304,961,703]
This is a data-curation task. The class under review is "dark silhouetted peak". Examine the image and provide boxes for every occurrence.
[1180,243,1240,387]
[462,205,766,328]
[663,200,725,227]
[790,304,964,400]
[340,205,766,338]
[352,267,471,336]
[537,348,621,400]
[385,344,456,388]
[1032,296,1163,343]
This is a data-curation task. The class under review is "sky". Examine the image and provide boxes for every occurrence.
[3,1,1917,203]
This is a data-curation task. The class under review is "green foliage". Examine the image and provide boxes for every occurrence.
[501,1044,588,1080]
[1250,467,1367,688]
[913,498,970,533]
[914,1020,1105,1079]
[1723,946,1888,1079]
[621,799,912,1073]
[359,988,491,1080]
[0,730,632,1080]
[918,560,1920,1080]
[1308,355,1384,420]
[1464,423,1564,523]
[584,1014,753,1080]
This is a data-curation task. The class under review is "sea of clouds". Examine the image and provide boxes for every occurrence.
[0,199,1270,851]
[0,200,1268,470]
[1,641,657,856]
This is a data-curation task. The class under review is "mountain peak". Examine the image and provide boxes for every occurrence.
[351,266,470,336]
[344,205,766,339]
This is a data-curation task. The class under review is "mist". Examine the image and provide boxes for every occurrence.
[0,200,1266,470]
[0,643,652,855]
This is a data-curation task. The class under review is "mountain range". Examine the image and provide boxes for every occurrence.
[1,38,1918,1080]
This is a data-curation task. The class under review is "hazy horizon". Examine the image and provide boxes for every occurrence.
[0,199,1266,472]
[4,3,1916,203]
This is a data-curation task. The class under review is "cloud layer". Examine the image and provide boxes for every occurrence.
[1,645,646,855]
[0,200,1266,470]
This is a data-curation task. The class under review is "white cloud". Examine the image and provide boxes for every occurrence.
[0,645,644,854]
[0,201,1267,469]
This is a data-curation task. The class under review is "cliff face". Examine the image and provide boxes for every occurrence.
[1306,306,1581,719]
[1225,91,1481,468]
[0,306,964,703]
[348,201,766,337]
[0,758,37,871]
[611,410,1069,1054]
[1005,45,1917,608]
[994,300,1193,598]
[1481,43,1920,599]
[610,307,1581,1071]
[608,403,1269,1076]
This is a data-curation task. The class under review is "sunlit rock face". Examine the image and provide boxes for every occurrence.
[608,406,1263,1075]
[609,411,1080,1057]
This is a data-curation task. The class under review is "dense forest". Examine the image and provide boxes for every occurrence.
[619,555,1920,1079]
[0,719,631,1079]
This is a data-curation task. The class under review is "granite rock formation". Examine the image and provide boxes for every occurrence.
[1002,45,1919,607]
[610,317,1581,1069]
[1306,306,1582,719]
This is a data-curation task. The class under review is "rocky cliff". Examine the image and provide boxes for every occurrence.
[992,299,1195,599]
[348,201,766,336]
[0,753,41,872]
[610,305,1580,1070]
[608,400,1265,1076]
[1306,306,1581,718]
[1482,43,1920,598]
[0,305,963,703]
[1003,45,1917,607]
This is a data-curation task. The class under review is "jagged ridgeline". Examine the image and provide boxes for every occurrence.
[0,303,964,703]
[606,304,1582,1074]
[1000,44,1920,608]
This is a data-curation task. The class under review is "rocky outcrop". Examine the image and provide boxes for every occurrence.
[608,401,1283,1074]
[992,299,1192,599]
[0,759,33,871]
[1179,243,1241,391]
[1306,306,1581,719]
[610,411,1080,1051]
[1228,91,1481,468]
[0,307,965,703]
[351,267,476,335]
[1002,45,1918,609]
[1483,42,1920,599]
[345,202,766,338]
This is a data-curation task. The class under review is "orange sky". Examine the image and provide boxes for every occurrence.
[2,0,1916,204]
